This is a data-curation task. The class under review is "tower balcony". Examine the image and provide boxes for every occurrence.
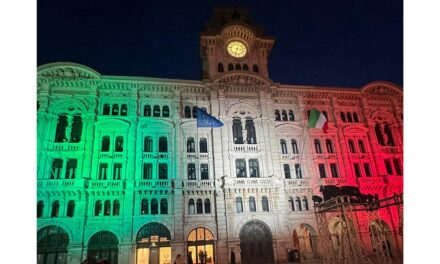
[284,178,311,188]
[47,142,83,151]
[225,177,277,187]
[232,143,261,153]
[135,179,171,189]
[37,179,86,189]
[142,152,169,159]
[183,180,215,189]
[185,153,209,160]
[99,152,126,159]
[318,177,357,187]
[88,180,125,189]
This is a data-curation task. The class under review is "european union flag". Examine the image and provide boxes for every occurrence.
[196,108,224,127]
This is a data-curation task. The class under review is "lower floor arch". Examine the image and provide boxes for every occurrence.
[37,225,70,264]
[369,220,395,258]
[239,220,274,264]
[87,231,119,264]
[136,222,172,264]
[291,224,318,261]
[187,227,215,264]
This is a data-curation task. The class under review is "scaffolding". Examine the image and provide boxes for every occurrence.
[314,193,403,264]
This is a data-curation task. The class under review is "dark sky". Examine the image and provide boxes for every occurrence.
[37,0,403,88]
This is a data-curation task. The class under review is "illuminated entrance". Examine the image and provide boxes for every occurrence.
[87,231,119,264]
[137,222,172,264]
[187,227,215,264]
[37,225,69,264]
[239,220,274,264]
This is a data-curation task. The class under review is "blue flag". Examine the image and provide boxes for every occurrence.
[196,108,224,127]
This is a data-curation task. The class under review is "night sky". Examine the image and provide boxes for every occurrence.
[37,0,403,88]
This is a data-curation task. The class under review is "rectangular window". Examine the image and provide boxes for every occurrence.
[295,164,303,179]
[99,163,108,180]
[354,163,362,177]
[65,159,77,179]
[330,163,339,178]
[393,159,402,175]
[143,163,152,179]
[318,164,326,178]
[249,159,260,177]
[384,159,393,175]
[364,163,372,177]
[200,164,209,180]
[51,159,63,179]
[236,159,247,177]
[113,163,122,180]
[188,163,196,180]
[284,164,291,179]
[158,163,168,179]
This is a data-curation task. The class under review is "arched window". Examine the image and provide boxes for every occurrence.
[291,139,299,154]
[87,231,119,264]
[249,197,256,212]
[104,200,111,216]
[66,159,77,179]
[121,104,128,116]
[284,164,291,179]
[66,200,75,217]
[282,110,288,121]
[236,63,241,70]
[358,139,366,153]
[189,199,195,215]
[151,199,158,215]
[54,115,68,142]
[295,197,302,211]
[200,164,209,180]
[253,64,259,73]
[326,139,334,153]
[314,139,322,154]
[158,163,168,179]
[37,226,70,264]
[101,136,110,152]
[160,198,168,214]
[353,112,359,122]
[51,159,63,179]
[196,198,203,214]
[95,200,102,216]
[37,201,44,218]
[375,124,385,146]
[289,110,295,121]
[113,200,120,216]
[185,106,191,118]
[51,201,60,218]
[103,104,110,115]
[199,138,208,153]
[302,197,309,210]
[144,105,151,116]
[347,112,353,122]
[232,118,243,144]
[348,139,356,153]
[245,118,257,144]
[218,63,224,73]
[187,137,195,153]
[192,107,198,118]
[112,104,119,115]
[340,112,346,122]
[275,110,281,121]
[162,106,170,117]
[243,64,249,71]
[249,159,260,177]
[289,197,295,211]
[70,116,82,142]
[158,137,167,152]
[280,139,288,154]
[228,63,234,71]
[384,124,395,146]
[153,105,161,117]
[262,196,269,212]
[141,199,148,214]
[144,137,153,152]
[115,136,123,152]
[236,159,247,177]
[236,197,243,213]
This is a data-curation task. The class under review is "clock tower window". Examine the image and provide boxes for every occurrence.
[218,63,224,73]
[253,65,259,73]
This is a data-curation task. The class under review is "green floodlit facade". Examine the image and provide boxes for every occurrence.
[37,8,403,264]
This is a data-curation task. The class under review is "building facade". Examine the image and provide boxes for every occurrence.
[37,8,403,264]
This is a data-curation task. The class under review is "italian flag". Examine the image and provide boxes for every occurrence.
[308,108,328,133]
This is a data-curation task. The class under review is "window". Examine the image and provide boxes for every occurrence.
[51,201,60,217]
[375,124,385,146]
[289,110,295,121]
[104,200,111,216]
[364,163,372,177]
[101,136,110,152]
[318,164,326,178]
[113,163,122,180]
[289,197,295,211]
[262,196,269,212]
[204,199,211,214]
[113,200,120,216]
[275,110,281,121]
[232,118,243,144]
[151,199,158,215]
[54,115,68,142]
[187,137,195,153]
[249,159,260,177]
[348,139,356,153]
[314,139,322,154]
[280,140,288,154]
[37,201,44,218]
[228,63,234,71]
[284,164,291,179]
[188,163,196,180]
[185,106,191,118]
[295,164,303,179]
[158,163,168,179]
[384,159,393,175]
[95,200,102,216]
[354,163,362,177]
[235,63,241,70]
[302,197,309,210]
[153,105,160,117]
[112,104,119,115]
[70,116,82,142]
[144,137,153,152]
[160,198,168,214]
[253,64,259,73]
[249,197,256,212]
[291,139,299,154]
[115,136,123,152]
[144,105,151,116]
[199,138,208,153]
[243,64,249,71]
[158,137,167,152]
[236,197,243,213]
[245,118,257,144]
[141,199,149,214]
[188,199,195,215]
[347,112,353,122]
[384,124,395,146]
[65,159,77,179]
[326,139,334,153]
[99,163,108,180]
[322,111,328,120]
[197,199,203,214]
[218,63,224,73]
[236,159,247,177]
[282,110,288,121]
[393,159,402,175]
[162,106,170,117]
[340,112,346,122]
[200,164,209,180]
[192,107,198,118]
[330,163,339,178]
[103,104,110,115]
[295,197,302,211]
[51,159,63,179]
[353,112,359,122]
[143,163,152,179]
[358,140,366,153]
[121,104,127,116]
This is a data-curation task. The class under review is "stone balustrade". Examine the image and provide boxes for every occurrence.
[225,177,275,186]
[48,142,81,151]
[284,178,310,187]
[136,179,171,188]
[356,177,385,186]
[89,180,124,189]
[319,177,357,187]
[183,180,214,189]
[37,179,85,189]
[232,143,260,152]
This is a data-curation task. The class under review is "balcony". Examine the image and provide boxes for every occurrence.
[37,179,86,189]
[136,180,171,189]
[89,180,124,189]
[232,143,260,153]
[356,177,385,186]
[379,146,402,154]
[47,142,82,151]
[285,178,311,188]
[141,152,169,159]
[313,153,338,160]
[99,152,126,159]
[225,177,276,187]
[183,180,214,189]
[280,154,301,160]
[384,175,403,186]
[319,177,357,187]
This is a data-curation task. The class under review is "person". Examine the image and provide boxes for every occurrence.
[174,254,182,264]
[199,250,205,264]
[230,249,236,264]
[187,251,193,264]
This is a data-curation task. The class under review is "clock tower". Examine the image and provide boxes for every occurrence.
[200,7,275,81]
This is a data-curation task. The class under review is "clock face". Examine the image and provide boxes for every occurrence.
[227,41,247,58]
